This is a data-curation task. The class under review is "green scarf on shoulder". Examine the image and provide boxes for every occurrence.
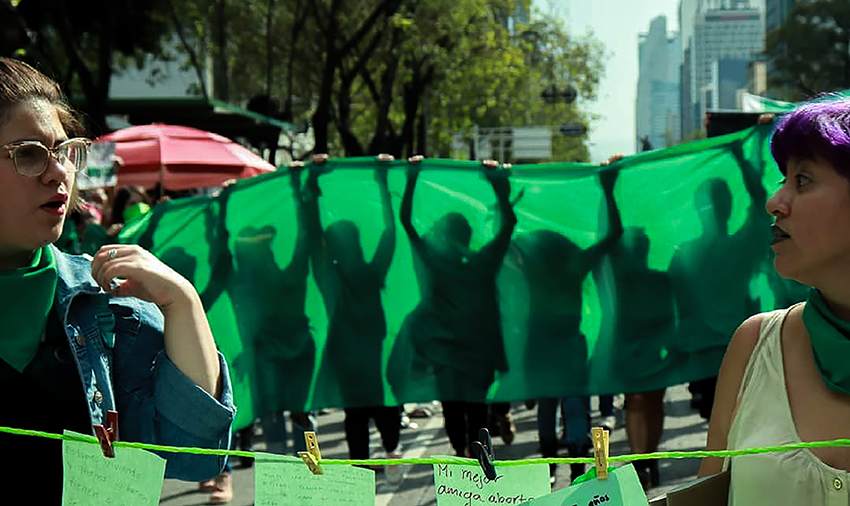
[803,288,850,395]
[0,247,58,372]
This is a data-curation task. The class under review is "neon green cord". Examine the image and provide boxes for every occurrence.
[7,425,850,467]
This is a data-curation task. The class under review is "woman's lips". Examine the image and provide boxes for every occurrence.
[771,223,790,245]
[40,200,67,216]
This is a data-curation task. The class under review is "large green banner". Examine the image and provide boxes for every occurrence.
[120,124,805,428]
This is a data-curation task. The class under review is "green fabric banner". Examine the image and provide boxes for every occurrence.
[119,124,806,428]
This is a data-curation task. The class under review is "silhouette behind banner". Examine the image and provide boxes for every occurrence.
[514,169,622,396]
[306,168,396,407]
[391,166,517,402]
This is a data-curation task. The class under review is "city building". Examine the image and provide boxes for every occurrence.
[681,2,763,137]
[636,16,681,151]
[765,0,795,34]
[764,0,796,97]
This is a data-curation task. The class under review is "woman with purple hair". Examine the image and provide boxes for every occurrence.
[699,99,850,503]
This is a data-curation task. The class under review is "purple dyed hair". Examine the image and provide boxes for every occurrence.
[770,97,850,177]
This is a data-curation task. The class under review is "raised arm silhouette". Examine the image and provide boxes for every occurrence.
[304,166,396,407]
[392,163,516,456]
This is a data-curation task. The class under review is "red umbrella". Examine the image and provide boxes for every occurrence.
[96,124,276,191]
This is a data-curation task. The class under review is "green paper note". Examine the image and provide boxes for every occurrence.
[523,465,648,506]
[62,430,166,506]
[433,460,551,506]
[255,453,375,506]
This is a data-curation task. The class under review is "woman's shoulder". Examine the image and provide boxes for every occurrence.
[727,307,795,368]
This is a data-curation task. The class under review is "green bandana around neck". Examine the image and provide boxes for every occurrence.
[0,247,58,372]
[803,288,850,395]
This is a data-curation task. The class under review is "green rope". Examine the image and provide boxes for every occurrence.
[7,426,850,466]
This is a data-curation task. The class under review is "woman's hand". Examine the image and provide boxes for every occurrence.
[91,245,194,311]
[92,244,222,398]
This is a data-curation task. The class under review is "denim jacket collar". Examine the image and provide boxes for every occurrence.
[50,245,103,310]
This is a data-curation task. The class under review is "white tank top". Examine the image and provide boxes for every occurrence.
[726,308,850,505]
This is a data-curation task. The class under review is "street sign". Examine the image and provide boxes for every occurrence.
[541,84,578,104]
[559,124,588,137]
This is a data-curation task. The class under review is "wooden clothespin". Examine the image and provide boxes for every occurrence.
[93,410,119,458]
[377,153,395,162]
[471,428,498,480]
[298,431,323,475]
[591,426,610,479]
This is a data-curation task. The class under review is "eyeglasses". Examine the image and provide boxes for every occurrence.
[2,138,91,177]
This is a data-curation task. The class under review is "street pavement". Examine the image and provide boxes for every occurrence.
[159,384,708,505]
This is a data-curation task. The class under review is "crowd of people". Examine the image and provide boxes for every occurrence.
[5,54,850,506]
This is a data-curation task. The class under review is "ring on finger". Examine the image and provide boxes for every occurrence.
[108,248,118,261]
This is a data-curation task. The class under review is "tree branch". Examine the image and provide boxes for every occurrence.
[166,0,209,99]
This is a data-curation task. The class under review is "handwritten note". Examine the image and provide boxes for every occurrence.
[62,430,166,506]
[523,465,648,506]
[255,453,375,506]
[433,461,551,506]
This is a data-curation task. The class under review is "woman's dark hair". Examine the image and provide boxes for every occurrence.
[771,96,850,178]
[0,57,87,212]
[0,57,85,138]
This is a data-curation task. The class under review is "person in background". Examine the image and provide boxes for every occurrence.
[107,184,152,236]
[304,164,403,483]
[396,162,517,458]
[700,99,850,504]
[0,56,234,501]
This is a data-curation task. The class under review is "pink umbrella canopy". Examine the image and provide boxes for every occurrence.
[96,123,276,191]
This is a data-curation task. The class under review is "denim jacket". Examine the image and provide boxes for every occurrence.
[52,245,235,480]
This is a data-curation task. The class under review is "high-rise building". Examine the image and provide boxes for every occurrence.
[636,16,682,150]
[679,0,703,139]
[765,0,795,33]
[684,4,763,136]
[764,0,796,96]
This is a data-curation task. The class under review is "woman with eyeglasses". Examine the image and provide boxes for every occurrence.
[0,58,234,501]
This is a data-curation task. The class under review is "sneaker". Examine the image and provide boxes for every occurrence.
[497,413,516,445]
[400,413,419,430]
[408,407,433,418]
[208,472,233,504]
[384,450,404,487]
[198,478,216,493]
[599,415,617,432]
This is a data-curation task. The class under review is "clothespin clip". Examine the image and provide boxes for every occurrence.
[591,426,610,480]
[471,428,497,480]
[312,153,329,165]
[482,159,499,170]
[377,153,395,162]
[408,155,424,164]
[93,410,118,458]
[298,431,323,475]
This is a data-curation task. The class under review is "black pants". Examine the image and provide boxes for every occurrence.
[490,402,510,417]
[344,406,401,459]
[442,401,488,457]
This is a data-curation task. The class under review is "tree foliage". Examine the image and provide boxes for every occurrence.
[766,0,850,100]
[2,0,172,134]
[3,0,606,163]
[162,0,604,161]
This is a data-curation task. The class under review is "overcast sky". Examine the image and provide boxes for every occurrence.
[547,0,681,162]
